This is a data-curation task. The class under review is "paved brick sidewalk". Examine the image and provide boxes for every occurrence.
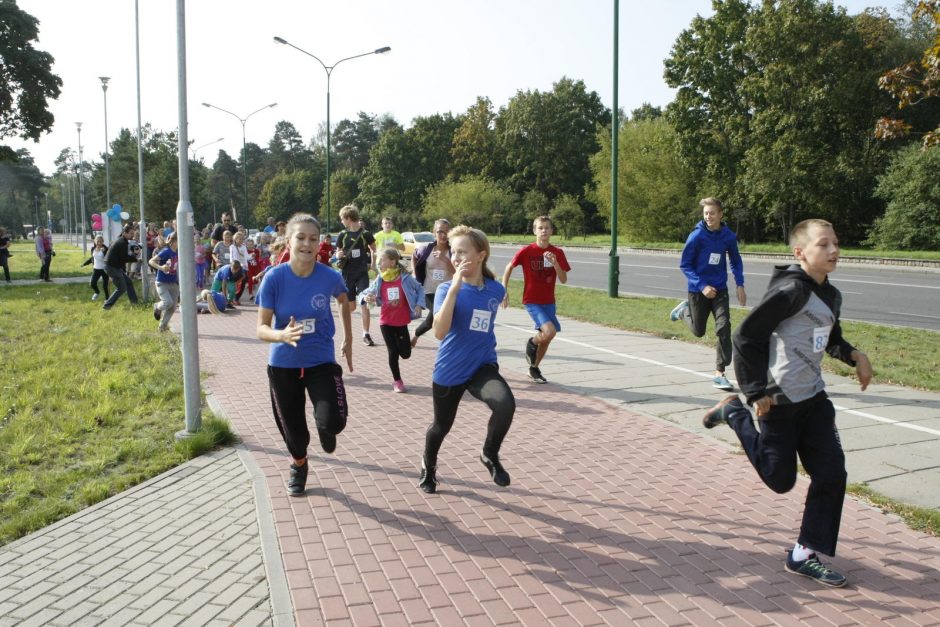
[0,449,272,626]
[198,304,940,626]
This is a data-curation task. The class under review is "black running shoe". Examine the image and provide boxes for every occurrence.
[363,333,375,347]
[480,453,510,487]
[785,551,847,588]
[702,395,744,429]
[418,463,437,494]
[318,428,336,454]
[525,337,537,366]
[152,303,161,321]
[288,461,308,497]
[528,367,547,384]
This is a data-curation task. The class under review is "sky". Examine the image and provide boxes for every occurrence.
[9,0,887,176]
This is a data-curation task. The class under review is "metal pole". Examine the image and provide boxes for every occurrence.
[175,0,201,437]
[608,0,620,298]
[77,123,88,255]
[100,77,112,211]
[60,183,67,238]
[241,120,247,225]
[135,0,149,300]
[325,76,331,231]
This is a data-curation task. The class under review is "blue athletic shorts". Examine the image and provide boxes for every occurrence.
[524,303,560,332]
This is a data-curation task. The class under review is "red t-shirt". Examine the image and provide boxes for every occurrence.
[317,240,334,265]
[380,276,411,326]
[510,243,570,305]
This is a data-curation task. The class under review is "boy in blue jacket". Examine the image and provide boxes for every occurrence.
[671,198,746,390]
[702,219,872,588]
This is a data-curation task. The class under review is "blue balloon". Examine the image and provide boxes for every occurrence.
[112,203,122,212]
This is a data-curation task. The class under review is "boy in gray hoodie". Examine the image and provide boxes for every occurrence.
[702,219,872,588]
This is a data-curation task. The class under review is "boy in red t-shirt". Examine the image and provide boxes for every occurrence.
[501,215,571,383]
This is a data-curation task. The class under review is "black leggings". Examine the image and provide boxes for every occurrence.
[90,269,110,297]
[423,363,515,469]
[380,324,411,381]
[39,253,52,280]
[268,363,348,460]
[725,393,846,556]
[0,256,9,282]
[684,289,732,371]
[413,294,435,338]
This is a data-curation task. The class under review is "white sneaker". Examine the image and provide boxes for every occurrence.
[92,293,98,301]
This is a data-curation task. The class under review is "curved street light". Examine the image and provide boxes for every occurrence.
[201,102,277,223]
[191,137,225,162]
[273,36,390,232]
[99,77,112,212]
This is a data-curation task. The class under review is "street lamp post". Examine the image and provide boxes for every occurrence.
[273,36,390,232]
[100,77,112,212]
[201,102,277,224]
[76,122,88,254]
[191,137,225,162]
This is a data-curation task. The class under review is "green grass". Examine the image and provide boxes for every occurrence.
[488,233,940,260]
[848,483,940,537]
[4,239,92,280]
[0,283,237,546]
[505,279,940,391]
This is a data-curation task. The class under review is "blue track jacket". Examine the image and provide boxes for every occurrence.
[679,220,745,293]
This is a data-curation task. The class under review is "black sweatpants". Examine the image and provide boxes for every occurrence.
[725,392,846,556]
[268,363,348,461]
[413,294,435,338]
[682,289,732,371]
[423,363,515,469]
[380,324,411,381]
[90,269,110,297]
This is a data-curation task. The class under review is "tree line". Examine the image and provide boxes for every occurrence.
[1,0,938,248]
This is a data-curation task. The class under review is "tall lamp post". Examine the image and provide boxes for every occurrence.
[201,102,277,224]
[76,122,88,254]
[99,77,112,211]
[191,137,225,162]
[273,36,390,232]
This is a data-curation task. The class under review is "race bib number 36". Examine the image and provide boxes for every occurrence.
[470,309,492,333]
[299,318,316,334]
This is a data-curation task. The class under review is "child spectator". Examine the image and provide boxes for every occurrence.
[361,248,424,392]
[702,219,872,588]
[213,230,233,270]
[194,234,208,289]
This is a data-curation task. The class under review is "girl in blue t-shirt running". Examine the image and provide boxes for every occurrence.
[256,213,355,497]
[419,225,516,494]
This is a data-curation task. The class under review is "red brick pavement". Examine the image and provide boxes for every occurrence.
[194,304,940,626]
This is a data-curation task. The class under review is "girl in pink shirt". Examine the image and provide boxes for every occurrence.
[362,248,424,392]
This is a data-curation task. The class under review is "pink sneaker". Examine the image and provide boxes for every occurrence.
[392,380,406,393]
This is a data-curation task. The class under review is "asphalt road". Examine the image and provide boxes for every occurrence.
[489,245,940,332]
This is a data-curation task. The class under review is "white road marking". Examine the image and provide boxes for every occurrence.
[889,311,940,320]
[498,321,940,438]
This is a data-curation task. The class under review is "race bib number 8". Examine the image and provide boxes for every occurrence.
[299,318,316,335]
[470,309,492,333]
[708,253,721,265]
[812,325,831,353]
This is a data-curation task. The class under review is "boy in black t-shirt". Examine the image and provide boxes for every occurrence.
[335,205,377,346]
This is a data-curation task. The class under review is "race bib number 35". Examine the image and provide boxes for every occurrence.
[470,309,492,333]
[299,318,316,334]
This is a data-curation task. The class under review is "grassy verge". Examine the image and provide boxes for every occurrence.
[505,279,940,391]
[848,483,940,537]
[488,233,940,260]
[4,240,92,280]
[0,283,237,546]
